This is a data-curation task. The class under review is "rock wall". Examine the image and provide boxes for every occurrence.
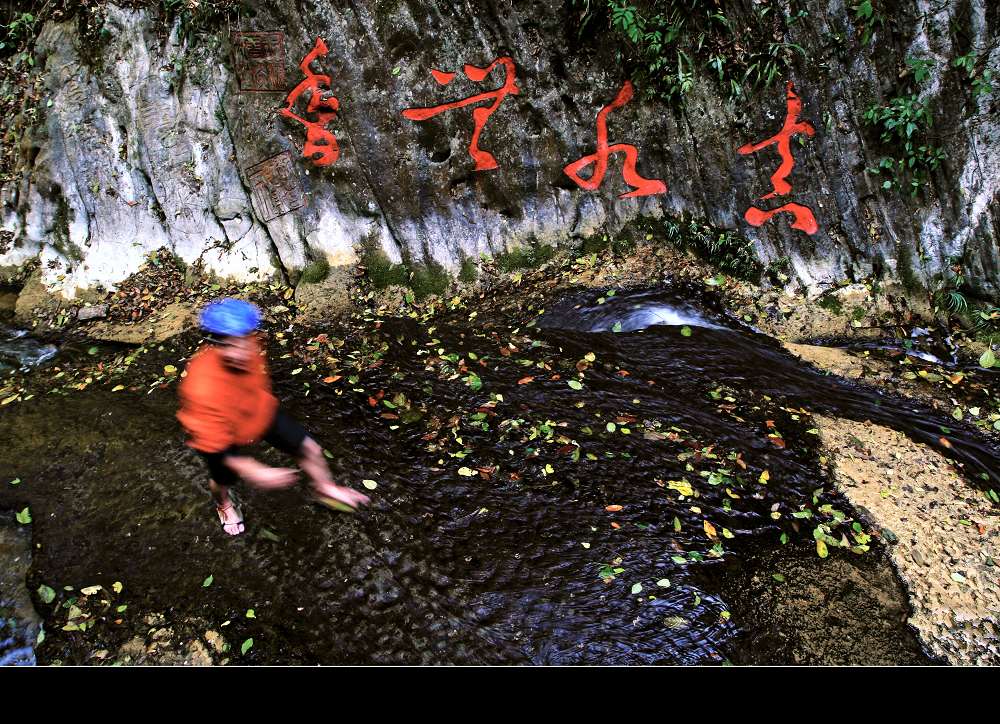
[1,0,998,301]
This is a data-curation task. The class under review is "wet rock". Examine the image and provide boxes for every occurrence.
[76,304,109,321]
[204,630,226,654]
[185,639,213,666]
[816,415,1000,665]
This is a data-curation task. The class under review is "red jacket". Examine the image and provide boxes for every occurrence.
[176,337,278,453]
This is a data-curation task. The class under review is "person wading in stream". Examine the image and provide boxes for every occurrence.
[177,298,369,535]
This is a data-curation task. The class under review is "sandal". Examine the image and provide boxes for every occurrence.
[216,502,245,535]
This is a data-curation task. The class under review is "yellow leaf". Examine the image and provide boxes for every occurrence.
[667,480,693,497]
[759,469,770,484]
[112,385,125,392]
[703,520,718,539]
[816,539,829,558]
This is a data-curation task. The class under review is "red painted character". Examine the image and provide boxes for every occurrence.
[737,82,818,235]
[402,57,520,171]
[281,37,340,167]
[563,80,666,199]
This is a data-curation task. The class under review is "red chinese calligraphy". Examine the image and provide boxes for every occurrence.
[402,57,520,171]
[737,82,817,235]
[563,81,666,199]
[280,37,340,167]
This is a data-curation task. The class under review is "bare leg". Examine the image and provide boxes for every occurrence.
[209,479,244,535]
[299,437,370,508]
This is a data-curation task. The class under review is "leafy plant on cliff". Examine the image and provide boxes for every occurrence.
[863,57,945,197]
[953,52,994,100]
[569,0,807,104]
[661,214,761,281]
[851,0,887,46]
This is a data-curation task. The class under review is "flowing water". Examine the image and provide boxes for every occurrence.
[2,287,997,664]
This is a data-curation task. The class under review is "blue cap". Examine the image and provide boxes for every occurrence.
[199,298,262,337]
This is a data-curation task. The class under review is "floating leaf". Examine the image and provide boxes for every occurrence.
[241,638,254,654]
[37,585,56,604]
[163,365,177,375]
[457,467,476,477]
[816,539,829,558]
[567,379,583,390]
[202,574,214,588]
[15,507,31,524]
[81,585,101,596]
[259,527,281,542]
[112,581,123,594]
[111,385,125,392]
[246,609,256,618]
[631,583,643,595]
[703,520,718,539]
[8,478,20,485]
[680,326,692,337]
[980,350,996,368]
[656,578,670,588]
[612,322,623,333]
[361,479,378,490]
[772,573,785,582]
[667,480,693,497]
[605,504,623,512]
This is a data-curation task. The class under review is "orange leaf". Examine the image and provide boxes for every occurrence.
[368,397,378,407]
[611,522,622,529]
[322,375,341,383]
[605,504,623,512]
[517,376,535,385]
[703,520,718,539]
[939,436,952,449]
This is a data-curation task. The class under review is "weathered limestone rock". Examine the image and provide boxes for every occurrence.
[815,415,1000,665]
[0,0,997,306]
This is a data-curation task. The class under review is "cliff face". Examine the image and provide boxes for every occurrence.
[1,0,998,302]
